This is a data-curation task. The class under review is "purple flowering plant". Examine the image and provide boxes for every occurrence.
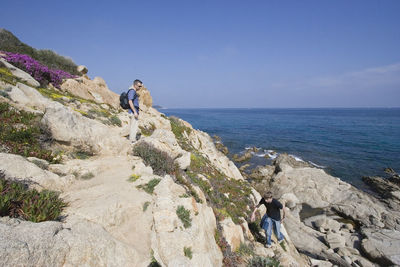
[0,51,75,88]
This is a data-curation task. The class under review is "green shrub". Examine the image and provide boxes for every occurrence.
[143,201,150,212]
[149,249,161,267]
[139,122,156,136]
[0,90,10,99]
[0,172,67,222]
[132,142,177,176]
[0,29,80,76]
[176,205,192,228]
[247,256,281,267]
[236,242,254,256]
[184,246,193,259]
[109,115,122,127]
[0,66,18,86]
[80,172,95,180]
[187,151,253,224]
[128,174,141,182]
[175,171,202,203]
[71,150,92,160]
[0,102,59,163]
[169,116,193,152]
[137,178,161,194]
[31,159,49,170]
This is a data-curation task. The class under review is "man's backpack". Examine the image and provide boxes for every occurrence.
[119,89,136,109]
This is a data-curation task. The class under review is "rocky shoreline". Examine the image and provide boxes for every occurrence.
[1,54,399,266]
[220,140,400,266]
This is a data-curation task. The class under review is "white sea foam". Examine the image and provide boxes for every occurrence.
[309,161,326,169]
[290,154,304,162]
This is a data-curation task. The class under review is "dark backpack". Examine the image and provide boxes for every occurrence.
[119,89,136,109]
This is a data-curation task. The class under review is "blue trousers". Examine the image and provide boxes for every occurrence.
[261,214,284,245]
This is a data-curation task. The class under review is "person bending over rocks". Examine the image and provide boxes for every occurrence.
[251,191,285,248]
[128,79,143,143]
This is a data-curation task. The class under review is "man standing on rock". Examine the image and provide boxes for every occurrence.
[128,79,143,143]
[251,191,285,248]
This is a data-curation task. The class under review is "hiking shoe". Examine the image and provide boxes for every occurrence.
[264,244,272,248]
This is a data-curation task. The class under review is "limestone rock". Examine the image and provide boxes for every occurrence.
[175,151,191,170]
[249,165,275,181]
[324,232,345,249]
[137,85,153,107]
[361,228,400,266]
[152,176,223,266]
[77,65,88,74]
[41,105,130,155]
[233,151,252,162]
[0,217,142,267]
[0,153,74,191]
[220,217,245,251]
[60,76,119,108]
[0,58,40,87]
[281,193,299,209]
[188,129,243,180]
[8,82,62,112]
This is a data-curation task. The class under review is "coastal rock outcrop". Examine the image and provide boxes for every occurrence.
[0,153,74,191]
[0,58,40,87]
[261,153,400,266]
[41,105,130,156]
[60,76,119,108]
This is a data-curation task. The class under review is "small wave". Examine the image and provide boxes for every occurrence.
[309,161,326,169]
[289,154,305,162]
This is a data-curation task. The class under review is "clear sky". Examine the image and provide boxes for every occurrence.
[1,0,400,108]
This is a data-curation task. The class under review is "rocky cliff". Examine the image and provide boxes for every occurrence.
[0,58,399,267]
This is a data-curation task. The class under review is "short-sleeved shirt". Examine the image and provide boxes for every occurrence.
[258,198,283,221]
[127,89,139,114]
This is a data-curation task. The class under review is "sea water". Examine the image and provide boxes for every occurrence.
[163,108,400,189]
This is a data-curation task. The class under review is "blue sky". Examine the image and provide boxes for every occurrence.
[1,0,400,108]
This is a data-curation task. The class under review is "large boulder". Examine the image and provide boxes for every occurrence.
[220,217,245,251]
[60,76,119,108]
[361,228,400,266]
[8,82,62,112]
[0,153,74,191]
[152,176,223,266]
[76,65,88,74]
[0,217,142,267]
[189,129,243,180]
[0,58,40,87]
[138,129,191,170]
[41,105,130,155]
[138,86,153,107]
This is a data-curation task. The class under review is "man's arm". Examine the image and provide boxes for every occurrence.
[129,100,138,118]
[250,202,262,222]
[281,203,286,222]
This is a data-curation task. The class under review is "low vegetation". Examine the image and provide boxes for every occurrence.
[187,152,253,224]
[0,102,59,163]
[143,201,150,212]
[176,205,192,228]
[2,52,75,88]
[137,178,161,194]
[132,142,177,176]
[80,172,95,180]
[0,29,80,76]
[127,174,141,182]
[139,122,156,136]
[235,242,254,257]
[247,256,281,267]
[183,246,193,259]
[0,172,67,222]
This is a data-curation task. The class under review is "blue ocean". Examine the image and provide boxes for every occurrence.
[163,108,400,189]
